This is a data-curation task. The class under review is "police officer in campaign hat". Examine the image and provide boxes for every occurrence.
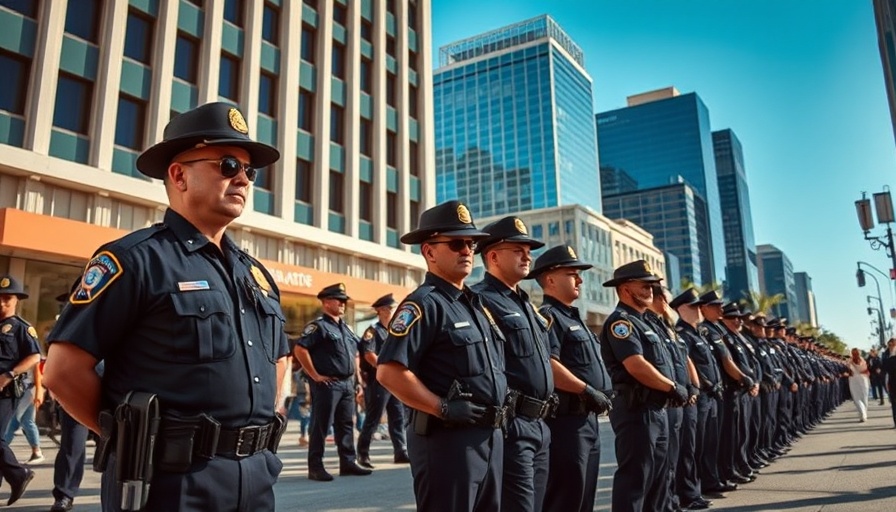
[295,283,372,481]
[471,217,553,512]
[377,200,508,512]
[44,102,291,511]
[356,293,409,467]
[0,275,40,506]
[601,261,682,512]
[530,245,613,512]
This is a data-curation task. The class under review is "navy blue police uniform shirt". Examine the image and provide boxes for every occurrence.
[472,273,553,400]
[540,295,611,394]
[699,321,734,379]
[48,209,290,427]
[676,320,721,391]
[0,316,41,374]
[600,303,675,387]
[645,311,689,386]
[377,272,507,407]
[359,322,388,383]
[297,315,358,379]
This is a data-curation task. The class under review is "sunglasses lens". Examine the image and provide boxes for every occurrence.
[448,240,474,252]
[220,157,256,181]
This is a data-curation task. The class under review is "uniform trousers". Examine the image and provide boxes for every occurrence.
[0,397,29,488]
[609,400,669,512]
[676,404,701,504]
[663,406,683,511]
[357,378,406,457]
[503,415,550,512]
[308,378,357,470]
[760,389,778,454]
[889,383,896,427]
[53,407,89,501]
[101,450,281,511]
[407,423,502,512]
[697,395,722,489]
[543,413,599,512]
[718,391,740,481]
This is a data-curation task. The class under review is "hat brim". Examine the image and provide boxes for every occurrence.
[318,293,350,301]
[670,298,702,309]
[475,236,546,255]
[3,292,28,299]
[136,137,281,179]
[400,227,491,245]
[601,275,663,288]
[526,262,594,280]
[699,299,724,306]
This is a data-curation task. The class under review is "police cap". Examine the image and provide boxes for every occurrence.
[669,287,703,309]
[721,302,750,318]
[0,275,28,299]
[698,290,724,305]
[527,245,593,280]
[400,200,489,245]
[371,293,397,309]
[136,102,281,179]
[318,283,350,301]
[474,216,545,255]
[602,260,662,287]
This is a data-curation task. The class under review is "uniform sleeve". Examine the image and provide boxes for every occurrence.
[378,299,430,370]
[16,322,41,357]
[604,316,643,362]
[296,323,319,350]
[540,309,563,359]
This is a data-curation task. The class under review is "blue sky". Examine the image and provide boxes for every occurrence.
[430,0,896,349]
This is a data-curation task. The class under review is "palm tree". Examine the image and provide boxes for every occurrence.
[679,278,722,295]
[794,322,820,338]
[740,290,785,316]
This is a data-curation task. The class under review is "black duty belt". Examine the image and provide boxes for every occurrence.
[416,404,508,430]
[159,415,277,459]
[554,391,590,416]
[513,392,557,420]
[217,423,276,458]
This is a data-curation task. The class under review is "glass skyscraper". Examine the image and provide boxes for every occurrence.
[757,244,798,320]
[713,129,759,301]
[874,0,896,145]
[794,272,818,327]
[597,87,725,285]
[434,15,600,218]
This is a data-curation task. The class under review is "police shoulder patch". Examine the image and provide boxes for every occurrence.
[71,251,124,305]
[302,322,318,336]
[610,320,632,339]
[27,326,38,339]
[389,302,422,337]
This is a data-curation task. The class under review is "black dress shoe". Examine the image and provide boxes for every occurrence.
[710,481,738,492]
[682,498,712,510]
[50,496,74,512]
[357,456,375,469]
[702,491,725,499]
[340,462,373,476]
[393,451,411,464]
[308,468,335,482]
[7,468,34,506]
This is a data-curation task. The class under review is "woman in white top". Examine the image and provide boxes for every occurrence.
[847,348,871,422]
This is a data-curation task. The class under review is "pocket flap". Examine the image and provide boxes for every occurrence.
[170,289,229,319]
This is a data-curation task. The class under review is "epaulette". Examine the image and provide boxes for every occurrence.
[106,223,168,252]
[408,284,436,300]
[12,315,31,326]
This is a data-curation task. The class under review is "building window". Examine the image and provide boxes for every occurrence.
[360,57,372,93]
[114,94,146,150]
[386,72,396,106]
[295,158,312,202]
[333,2,347,26]
[65,0,101,43]
[262,2,279,44]
[386,0,395,15]
[300,24,315,63]
[386,35,396,57]
[124,9,154,64]
[409,84,418,118]
[386,130,397,166]
[174,33,199,83]
[329,171,344,213]
[386,191,398,229]
[258,72,276,116]
[408,48,418,71]
[53,73,92,134]
[302,0,317,9]
[409,141,419,176]
[360,119,372,157]
[330,104,344,144]
[359,182,373,221]
[255,167,272,190]
[4,0,39,18]
[185,0,203,6]
[298,90,313,131]
[410,199,420,230]
[223,0,243,26]
[408,1,418,30]
[0,51,30,115]
[332,42,346,79]
[361,19,372,42]
[219,53,240,101]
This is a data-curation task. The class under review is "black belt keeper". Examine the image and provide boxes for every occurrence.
[554,391,589,416]
[514,393,557,420]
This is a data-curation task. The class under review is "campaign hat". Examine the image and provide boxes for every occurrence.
[371,293,397,309]
[527,245,592,280]
[474,216,545,255]
[136,102,281,179]
[400,200,489,245]
[669,288,703,309]
[602,260,662,287]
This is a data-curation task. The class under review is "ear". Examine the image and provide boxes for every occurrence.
[167,162,187,190]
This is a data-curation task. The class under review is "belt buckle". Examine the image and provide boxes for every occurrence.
[235,426,261,457]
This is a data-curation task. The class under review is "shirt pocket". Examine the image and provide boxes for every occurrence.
[258,296,286,363]
[502,314,534,358]
[645,330,666,365]
[169,290,236,362]
[447,326,487,377]
[562,327,594,366]
[0,332,16,364]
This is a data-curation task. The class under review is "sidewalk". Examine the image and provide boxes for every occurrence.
[712,399,896,511]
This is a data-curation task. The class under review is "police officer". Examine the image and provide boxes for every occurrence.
[294,283,371,481]
[472,217,552,512]
[0,275,40,506]
[377,200,507,512]
[530,245,612,512]
[44,102,291,511]
[356,293,409,468]
[601,261,684,512]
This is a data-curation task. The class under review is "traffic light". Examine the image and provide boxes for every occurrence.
[857,269,866,287]
[868,307,873,316]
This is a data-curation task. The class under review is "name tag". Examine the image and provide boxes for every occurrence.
[178,280,210,291]
[454,321,470,328]
[505,312,521,317]
[770,349,777,354]
[570,325,581,331]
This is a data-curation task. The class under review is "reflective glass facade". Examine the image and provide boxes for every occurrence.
[434,16,600,218]
[757,244,798,320]
[713,129,759,301]
[596,92,725,284]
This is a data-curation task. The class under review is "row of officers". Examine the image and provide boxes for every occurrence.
[295,199,848,512]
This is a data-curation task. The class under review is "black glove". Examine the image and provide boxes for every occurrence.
[668,383,689,406]
[740,376,755,389]
[686,383,700,400]
[441,398,486,425]
[581,384,613,414]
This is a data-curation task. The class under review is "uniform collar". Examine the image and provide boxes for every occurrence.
[482,272,528,300]
[164,208,239,254]
[320,314,344,327]
[616,301,643,318]
[675,318,698,333]
[543,294,578,316]
[423,272,467,301]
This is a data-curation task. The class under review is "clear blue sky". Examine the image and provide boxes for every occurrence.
[430,0,896,349]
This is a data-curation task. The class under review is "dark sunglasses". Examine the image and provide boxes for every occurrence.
[177,156,257,181]
[427,239,476,252]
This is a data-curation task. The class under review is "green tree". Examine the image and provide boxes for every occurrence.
[740,290,785,315]
[678,278,721,295]
[816,328,847,355]
[794,322,820,338]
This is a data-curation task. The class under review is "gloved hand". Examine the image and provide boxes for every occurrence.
[441,398,486,425]
[581,384,613,414]
[711,382,725,398]
[686,383,700,404]
[740,376,755,389]
[668,383,689,407]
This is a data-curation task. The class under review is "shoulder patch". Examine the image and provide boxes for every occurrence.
[362,328,375,341]
[389,302,422,337]
[302,323,318,336]
[71,251,124,305]
[27,326,38,339]
[0,324,10,334]
[533,306,550,329]
[610,320,632,339]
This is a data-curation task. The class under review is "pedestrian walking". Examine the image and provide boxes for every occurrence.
[3,361,45,465]
[867,348,884,405]
[847,348,870,422]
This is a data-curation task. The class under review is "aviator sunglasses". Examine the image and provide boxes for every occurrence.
[177,156,257,181]
[427,239,476,252]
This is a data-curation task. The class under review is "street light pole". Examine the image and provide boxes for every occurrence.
[867,296,887,346]
[857,263,891,337]
[858,260,896,308]
[855,189,896,276]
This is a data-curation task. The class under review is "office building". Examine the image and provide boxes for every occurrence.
[433,15,600,218]
[794,271,818,327]
[0,0,433,334]
[757,244,798,320]
[713,129,759,301]
[874,0,896,146]
[600,166,638,196]
[596,86,725,285]
[603,182,710,288]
